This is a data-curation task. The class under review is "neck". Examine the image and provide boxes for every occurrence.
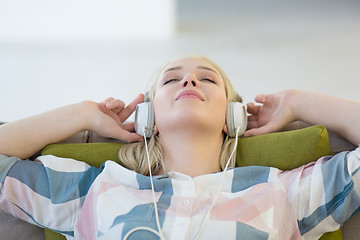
[157,130,224,178]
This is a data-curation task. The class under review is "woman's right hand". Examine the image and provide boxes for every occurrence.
[0,94,145,159]
[85,94,144,142]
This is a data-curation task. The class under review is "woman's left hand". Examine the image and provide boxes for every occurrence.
[245,89,360,145]
[245,90,297,137]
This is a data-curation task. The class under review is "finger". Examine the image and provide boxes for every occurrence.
[254,94,269,104]
[112,128,144,142]
[244,122,278,137]
[105,99,126,112]
[110,101,126,114]
[244,128,267,137]
[247,115,258,121]
[123,132,144,143]
[247,103,260,115]
[99,102,123,126]
[246,115,259,129]
[246,120,259,130]
[122,122,135,132]
[104,97,115,108]
[119,94,145,123]
[104,97,115,103]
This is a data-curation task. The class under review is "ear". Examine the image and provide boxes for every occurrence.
[223,123,228,135]
[153,125,159,135]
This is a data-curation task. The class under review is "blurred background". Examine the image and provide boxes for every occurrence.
[1,0,359,121]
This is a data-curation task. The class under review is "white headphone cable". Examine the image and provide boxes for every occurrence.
[194,127,240,240]
[125,127,240,240]
[123,128,166,240]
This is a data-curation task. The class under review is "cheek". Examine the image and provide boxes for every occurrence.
[212,89,228,113]
[213,91,228,126]
[153,91,169,127]
[218,99,228,124]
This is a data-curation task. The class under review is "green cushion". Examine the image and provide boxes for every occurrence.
[42,142,126,168]
[41,124,341,240]
[236,124,333,169]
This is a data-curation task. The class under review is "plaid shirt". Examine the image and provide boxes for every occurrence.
[1,148,360,239]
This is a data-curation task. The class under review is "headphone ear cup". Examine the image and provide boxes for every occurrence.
[135,102,154,138]
[226,102,247,137]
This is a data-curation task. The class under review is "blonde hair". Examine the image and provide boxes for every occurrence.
[119,55,241,175]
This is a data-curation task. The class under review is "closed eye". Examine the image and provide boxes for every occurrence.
[163,79,179,85]
[202,78,216,84]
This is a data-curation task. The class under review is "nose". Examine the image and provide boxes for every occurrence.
[182,75,198,88]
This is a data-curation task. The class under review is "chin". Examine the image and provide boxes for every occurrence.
[167,113,223,133]
[155,104,226,134]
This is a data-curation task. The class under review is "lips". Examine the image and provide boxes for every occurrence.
[176,90,204,101]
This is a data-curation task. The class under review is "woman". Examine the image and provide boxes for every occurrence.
[0,56,359,239]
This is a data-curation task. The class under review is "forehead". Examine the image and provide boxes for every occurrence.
[150,57,228,99]
[162,57,217,73]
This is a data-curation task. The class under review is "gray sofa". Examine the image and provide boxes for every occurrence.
[0,121,358,239]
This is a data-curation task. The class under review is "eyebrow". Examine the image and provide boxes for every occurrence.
[161,65,220,76]
[197,66,219,76]
[161,66,182,75]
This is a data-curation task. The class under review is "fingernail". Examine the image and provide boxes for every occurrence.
[244,132,251,137]
[257,96,264,102]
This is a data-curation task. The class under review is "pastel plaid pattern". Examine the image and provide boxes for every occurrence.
[1,148,360,239]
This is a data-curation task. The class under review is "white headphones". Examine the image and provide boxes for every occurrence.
[135,101,247,138]
[226,102,247,137]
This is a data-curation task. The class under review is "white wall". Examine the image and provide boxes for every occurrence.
[0,0,176,41]
[1,0,359,122]
[0,0,176,121]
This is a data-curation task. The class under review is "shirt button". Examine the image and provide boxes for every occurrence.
[183,200,190,205]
